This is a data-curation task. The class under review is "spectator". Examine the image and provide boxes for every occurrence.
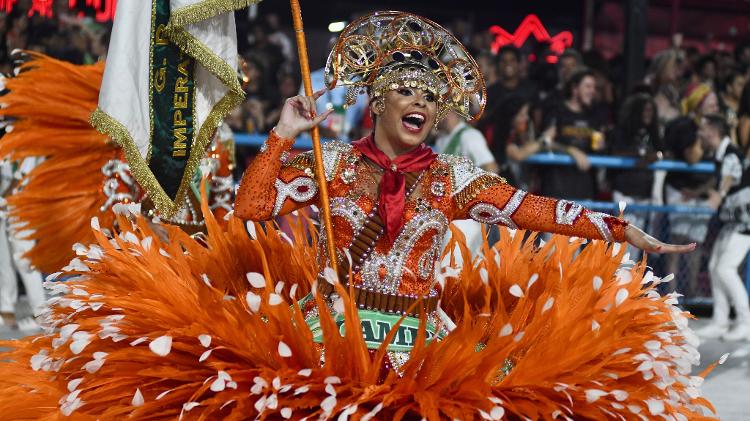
[608,93,664,259]
[681,82,720,122]
[696,114,750,341]
[735,40,750,71]
[663,117,717,295]
[719,71,746,144]
[695,54,718,88]
[436,111,498,173]
[716,51,736,85]
[265,72,300,133]
[647,50,681,129]
[539,69,603,200]
[476,51,498,88]
[245,19,285,86]
[583,50,615,125]
[539,48,583,124]
[265,13,294,64]
[485,46,537,111]
[736,80,750,150]
[558,49,584,87]
[486,95,554,187]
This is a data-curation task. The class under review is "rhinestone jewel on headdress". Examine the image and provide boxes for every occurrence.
[324,11,487,122]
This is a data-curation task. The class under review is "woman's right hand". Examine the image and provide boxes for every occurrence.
[274,89,334,140]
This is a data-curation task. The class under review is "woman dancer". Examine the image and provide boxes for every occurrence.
[0,12,715,420]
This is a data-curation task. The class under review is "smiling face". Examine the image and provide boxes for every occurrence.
[372,87,438,156]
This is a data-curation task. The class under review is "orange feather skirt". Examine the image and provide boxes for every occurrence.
[0,197,717,420]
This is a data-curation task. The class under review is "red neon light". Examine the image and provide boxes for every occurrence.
[490,14,573,56]
[4,0,115,21]
[28,0,54,17]
[0,0,18,13]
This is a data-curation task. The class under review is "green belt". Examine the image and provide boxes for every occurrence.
[302,295,444,352]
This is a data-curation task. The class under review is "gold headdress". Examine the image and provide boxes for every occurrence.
[324,11,486,122]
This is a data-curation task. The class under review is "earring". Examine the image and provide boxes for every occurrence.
[374,101,385,115]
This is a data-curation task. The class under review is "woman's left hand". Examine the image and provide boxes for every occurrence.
[624,224,696,254]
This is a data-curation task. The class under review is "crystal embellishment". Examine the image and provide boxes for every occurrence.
[430,181,445,197]
[360,209,449,294]
[585,212,615,242]
[555,200,584,226]
[468,190,527,229]
[272,177,317,216]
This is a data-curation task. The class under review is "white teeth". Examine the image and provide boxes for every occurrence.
[404,113,425,122]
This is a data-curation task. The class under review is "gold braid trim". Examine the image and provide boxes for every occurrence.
[91,107,181,216]
[165,27,242,93]
[167,0,260,29]
[157,19,244,217]
[453,173,506,210]
[286,151,314,171]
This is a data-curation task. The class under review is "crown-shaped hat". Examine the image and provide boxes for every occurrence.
[324,11,486,122]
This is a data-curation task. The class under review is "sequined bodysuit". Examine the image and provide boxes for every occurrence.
[235,131,628,301]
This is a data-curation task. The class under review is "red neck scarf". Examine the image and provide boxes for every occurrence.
[353,135,437,241]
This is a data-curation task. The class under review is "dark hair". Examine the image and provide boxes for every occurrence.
[722,70,744,93]
[735,40,750,62]
[702,113,730,138]
[664,117,699,160]
[563,68,595,99]
[617,93,660,146]
[560,48,583,65]
[696,54,718,74]
[490,95,530,145]
[497,45,521,63]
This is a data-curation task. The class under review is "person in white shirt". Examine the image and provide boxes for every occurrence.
[696,114,750,341]
[436,111,499,261]
[436,111,499,173]
[0,157,45,331]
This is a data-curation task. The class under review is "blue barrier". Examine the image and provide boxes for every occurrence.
[234,132,716,173]
[575,200,715,215]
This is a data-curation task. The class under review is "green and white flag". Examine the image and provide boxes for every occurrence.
[91,0,255,216]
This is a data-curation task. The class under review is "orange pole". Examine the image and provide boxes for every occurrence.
[289,0,338,274]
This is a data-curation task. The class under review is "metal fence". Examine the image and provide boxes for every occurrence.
[234,133,729,306]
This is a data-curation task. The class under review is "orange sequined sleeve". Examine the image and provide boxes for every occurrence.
[234,130,318,221]
[453,173,627,242]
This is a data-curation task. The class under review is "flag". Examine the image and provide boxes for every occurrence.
[91,0,255,216]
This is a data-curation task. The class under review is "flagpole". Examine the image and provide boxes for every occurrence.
[289,0,339,275]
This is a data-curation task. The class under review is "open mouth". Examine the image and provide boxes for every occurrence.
[401,112,426,133]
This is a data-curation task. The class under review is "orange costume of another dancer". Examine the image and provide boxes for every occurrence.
[0,52,235,273]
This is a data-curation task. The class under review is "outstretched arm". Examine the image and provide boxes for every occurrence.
[454,170,694,254]
[234,91,332,221]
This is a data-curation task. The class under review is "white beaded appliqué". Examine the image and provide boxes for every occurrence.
[555,200,584,226]
[437,154,487,198]
[100,159,136,212]
[361,209,449,294]
[586,212,615,242]
[330,197,366,233]
[468,190,527,229]
[272,177,317,216]
[321,140,353,181]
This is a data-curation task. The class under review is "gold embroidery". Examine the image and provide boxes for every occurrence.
[286,152,314,171]
[167,0,259,29]
[454,173,506,210]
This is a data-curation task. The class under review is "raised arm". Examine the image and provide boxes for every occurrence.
[234,91,333,221]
